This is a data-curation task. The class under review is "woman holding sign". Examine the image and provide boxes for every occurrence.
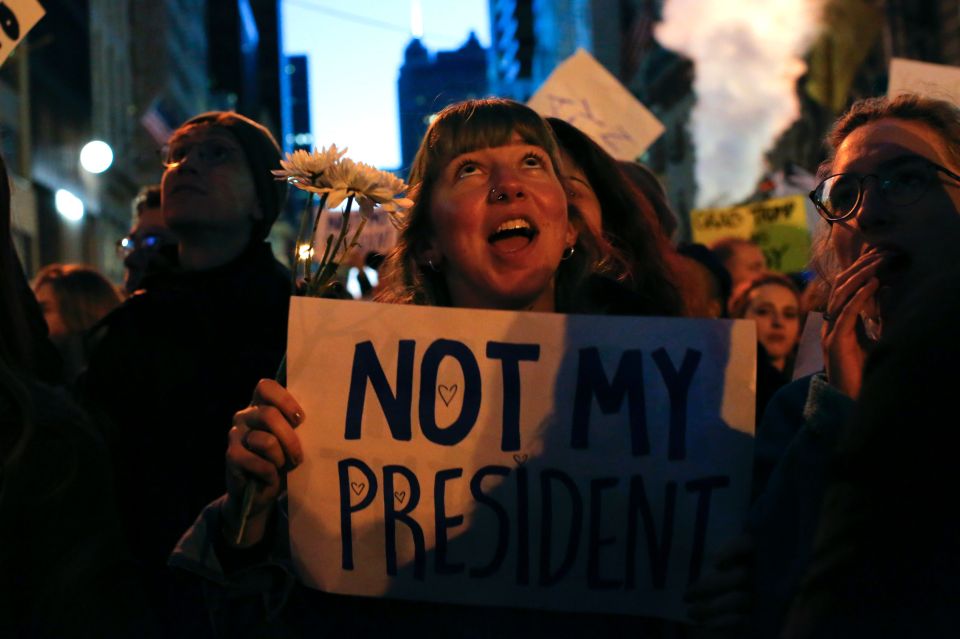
[173,98,683,636]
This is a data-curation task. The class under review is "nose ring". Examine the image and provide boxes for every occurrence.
[491,187,507,202]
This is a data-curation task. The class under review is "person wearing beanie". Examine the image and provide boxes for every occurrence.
[76,111,292,637]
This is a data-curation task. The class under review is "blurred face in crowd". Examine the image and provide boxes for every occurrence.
[121,203,178,293]
[559,150,602,237]
[743,282,800,369]
[423,134,576,311]
[160,124,262,237]
[828,118,960,319]
[34,282,67,345]
[724,242,767,288]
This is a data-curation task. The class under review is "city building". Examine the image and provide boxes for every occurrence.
[397,32,488,173]
[281,54,312,152]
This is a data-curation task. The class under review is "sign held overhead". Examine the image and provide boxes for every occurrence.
[528,49,665,160]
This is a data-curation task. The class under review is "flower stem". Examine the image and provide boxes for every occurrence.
[332,195,355,264]
[346,216,368,254]
[291,192,314,292]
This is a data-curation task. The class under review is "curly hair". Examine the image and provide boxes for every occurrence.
[376,98,617,310]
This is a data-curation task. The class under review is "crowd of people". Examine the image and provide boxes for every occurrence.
[1,91,958,637]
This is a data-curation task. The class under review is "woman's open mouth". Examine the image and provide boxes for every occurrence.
[488,218,538,253]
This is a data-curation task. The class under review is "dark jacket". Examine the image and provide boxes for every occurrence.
[77,242,290,634]
[0,380,155,638]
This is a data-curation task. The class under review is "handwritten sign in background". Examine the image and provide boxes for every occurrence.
[888,57,960,104]
[689,194,812,273]
[527,49,665,160]
[287,299,756,621]
[313,206,399,258]
[0,1,45,67]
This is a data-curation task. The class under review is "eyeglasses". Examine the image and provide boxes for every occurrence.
[809,156,960,222]
[160,139,241,169]
[116,233,166,258]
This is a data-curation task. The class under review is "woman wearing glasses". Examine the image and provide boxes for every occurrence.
[751,95,960,634]
[688,94,960,636]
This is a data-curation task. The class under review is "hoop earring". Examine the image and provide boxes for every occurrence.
[561,245,575,261]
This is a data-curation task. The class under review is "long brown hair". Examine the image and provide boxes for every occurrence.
[547,117,683,315]
[376,98,617,309]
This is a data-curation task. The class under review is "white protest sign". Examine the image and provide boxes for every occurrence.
[0,0,45,67]
[287,298,756,621]
[528,48,665,160]
[315,206,398,257]
[888,58,960,104]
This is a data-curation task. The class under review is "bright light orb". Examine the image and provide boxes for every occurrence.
[55,189,85,221]
[79,140,114,174]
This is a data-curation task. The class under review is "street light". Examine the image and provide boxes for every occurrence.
[79,140,113,174]
[55,189,84,221]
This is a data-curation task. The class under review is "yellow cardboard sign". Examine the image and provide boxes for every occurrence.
[689,194,811,273]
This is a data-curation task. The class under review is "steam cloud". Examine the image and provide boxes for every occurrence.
[656,0,824,207]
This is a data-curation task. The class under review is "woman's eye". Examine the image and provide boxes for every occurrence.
[456,162,479,179]
[522,154,544,168]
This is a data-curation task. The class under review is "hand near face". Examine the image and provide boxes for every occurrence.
[223,379,305,547]
[821,249,885,399]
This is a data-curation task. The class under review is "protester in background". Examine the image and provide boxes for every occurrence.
[0,154,154,637]
[77,111,290,636]
[31,263,123,382]
[711,236,767,289]
[119,184,178,295]
[545,117,683,314]
[674,242,732,318]
[172,98,683,637]
[688,94,960,638]
[728,272,802,421]
[783,262,960,638]
[729,273,802,373]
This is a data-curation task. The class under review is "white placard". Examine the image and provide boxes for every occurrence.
[528,49,665,160]
[0,0,45,67]
[314,206,398,258]
[888,57,960,104]
[286,298,756,621]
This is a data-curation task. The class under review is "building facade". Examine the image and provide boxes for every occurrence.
[397,33,488,173]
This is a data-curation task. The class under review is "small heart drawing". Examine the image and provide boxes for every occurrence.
[394,491,406,504]
[513,454,528,465]
[350,482,366,496]
[438,384,458,407]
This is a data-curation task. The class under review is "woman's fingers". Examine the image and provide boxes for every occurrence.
[832,277,880,334]
[826,251,885,319]
[251,378,306,428]
[226,427,281,487]
[247,404,304,469]
[234,390,305,470]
